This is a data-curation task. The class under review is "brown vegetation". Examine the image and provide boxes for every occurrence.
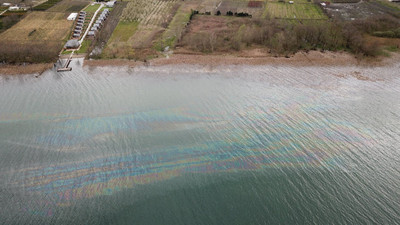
[47,0,89,12]
[0,14,20,30]
[0,41,62,63]
[248,1,263,8]
[180,14,400,57]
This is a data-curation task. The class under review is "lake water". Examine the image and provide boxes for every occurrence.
[1,61,400,224]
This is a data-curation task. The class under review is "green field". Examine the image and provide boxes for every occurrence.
[107,21,139,42]
[264,2,327,19]
[84,4,100,13]
[76,39,91,53]
[101,7,113,12]
[102,21,139,58]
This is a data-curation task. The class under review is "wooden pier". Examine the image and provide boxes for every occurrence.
[57,51,74,72]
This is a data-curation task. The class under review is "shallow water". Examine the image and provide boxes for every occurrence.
[1,61,400,224]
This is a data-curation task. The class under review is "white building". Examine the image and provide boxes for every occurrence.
[67,13,78,21]
[9,6,20,10]
[106,0,116,8]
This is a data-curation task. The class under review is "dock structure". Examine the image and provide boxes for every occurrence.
[57,51,74,72]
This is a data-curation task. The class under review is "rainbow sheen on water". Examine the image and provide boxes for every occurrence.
[1,62,399,224]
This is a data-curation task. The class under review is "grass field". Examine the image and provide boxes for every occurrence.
[107,21,139,42]
[0,11,73,41]
[264,2,327,19]
[101,7,113,12]
[102,21,139,58]
[76,39,91,53]
[84,4,100,13]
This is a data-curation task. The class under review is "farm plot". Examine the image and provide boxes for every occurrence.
[107,21,139,43]
[179,15,256,52]
[33,0,63,11]
[216,1,264,18]
[102,0,182,59]
[264,2,327,20]
[324,1,400,20]
[0,11,72,41]
[120,0,179,26]
[155,1,203,50]
[0,11,73,63]
[102,21,139,58]
[47,0,90,12]
[156,5,192,50]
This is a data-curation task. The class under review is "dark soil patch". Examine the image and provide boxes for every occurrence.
[248,1,263,8]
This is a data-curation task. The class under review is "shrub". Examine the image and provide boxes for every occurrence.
[352,15,400,34]
[373,28,400,38]
[1,15,21,30]
[181,15,386,57]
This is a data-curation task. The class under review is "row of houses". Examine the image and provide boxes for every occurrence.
[72,11,87,39]
[87,9,109,37]
[64,5,112,50]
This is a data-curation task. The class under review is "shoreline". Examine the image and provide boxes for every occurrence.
[1,51,399,75]
[0,63,53,76]
[85,50,400,69]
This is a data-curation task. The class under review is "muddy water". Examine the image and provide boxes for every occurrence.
[1,61,400,224]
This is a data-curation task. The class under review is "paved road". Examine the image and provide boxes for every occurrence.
[0,9,7,16]
[79,3,104,45]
